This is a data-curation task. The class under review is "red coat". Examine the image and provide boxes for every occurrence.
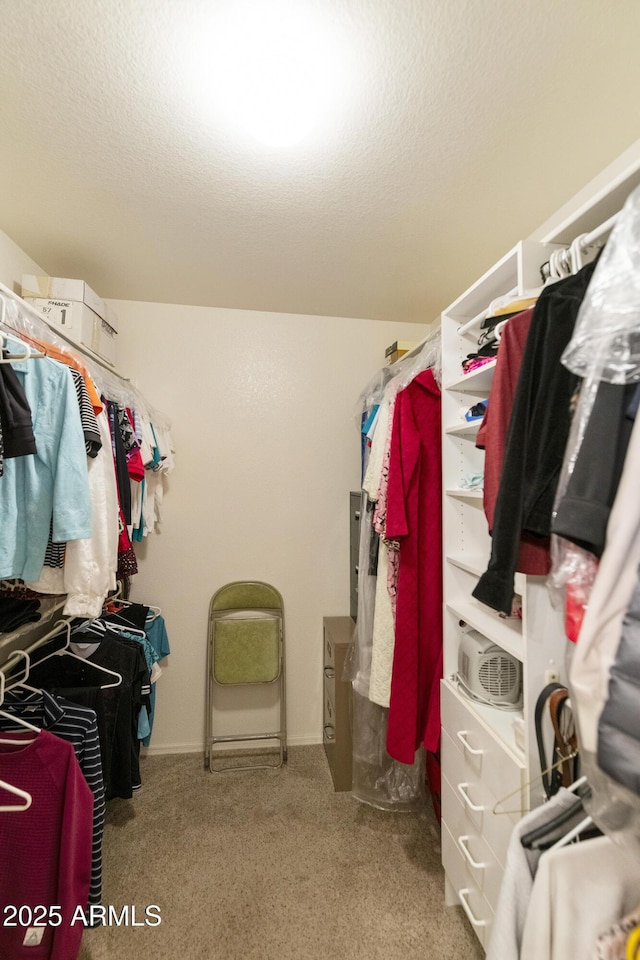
[385,369,442,762]
[476,308,550,576]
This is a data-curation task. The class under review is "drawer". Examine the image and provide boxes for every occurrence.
[323,721,336,771]
[324,626,335,668]
[442,775,504,909]
[442,820,494,949]
[323,663,337,684]
[324,679,336,726]
[441,680,526,812]
[441,729,518,867]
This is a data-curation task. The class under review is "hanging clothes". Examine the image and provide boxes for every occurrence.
[26,408,120,617]
[1,688,105,907]
[0,354,92,582]
[520,836,640,960]
[475,306,551,575]
[473,259,598,615]
[0,729,93,960]
[0,358,37,478]
[385,367,442,763]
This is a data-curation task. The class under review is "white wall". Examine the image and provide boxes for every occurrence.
[0,227,46,291]
[111,300,431,753]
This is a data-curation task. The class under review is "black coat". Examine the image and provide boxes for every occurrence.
[473,260,597,615]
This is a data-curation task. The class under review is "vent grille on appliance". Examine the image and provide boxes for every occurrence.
[478,655,519,698]
[461,651,470,680]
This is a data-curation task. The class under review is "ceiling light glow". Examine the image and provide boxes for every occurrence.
[191,1,350,148]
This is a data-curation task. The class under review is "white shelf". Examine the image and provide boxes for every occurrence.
[446,488,484,500]
[445,360,496,393]
[444,420,482,438]
[446,599,523,661]
[446,554,488,577]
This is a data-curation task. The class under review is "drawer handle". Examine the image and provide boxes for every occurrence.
[457,782,485,813]
[458,835,486,871]
[324,724,335,741]
[458,889,487,929]
[354,511,360,520]
[324,667,336,679]
[355,565,359,575]
[456,730,483,756]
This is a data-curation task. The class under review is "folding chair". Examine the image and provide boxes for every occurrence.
[204,581,287,772]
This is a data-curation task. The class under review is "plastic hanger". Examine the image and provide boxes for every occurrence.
[0,320,45,365]
[3,650,41,696]
[569,234,586,275]
[549,813,594,850]
[104,621,147,640]
[0,668,40,742]
[0,778,32,811]
[30,621,123,689]
[105,597,162,621]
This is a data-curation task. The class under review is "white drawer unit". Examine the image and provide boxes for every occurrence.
[441,680,526,922]
[442,820,495,950]
[441,729,519,869]
[441,680,526,811]
[441,775,504,911]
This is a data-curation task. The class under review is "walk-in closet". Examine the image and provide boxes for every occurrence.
[1,3,640,959]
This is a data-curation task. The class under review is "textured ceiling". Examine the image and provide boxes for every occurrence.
[1,0,639,323]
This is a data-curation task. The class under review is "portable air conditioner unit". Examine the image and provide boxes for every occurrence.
[457,628,522,709]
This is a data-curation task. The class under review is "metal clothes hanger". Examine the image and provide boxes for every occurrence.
[492,749,580,816]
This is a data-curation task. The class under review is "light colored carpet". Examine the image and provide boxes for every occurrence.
[78,746,484,960]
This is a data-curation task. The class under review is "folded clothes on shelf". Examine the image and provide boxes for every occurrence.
[464,400,488,422]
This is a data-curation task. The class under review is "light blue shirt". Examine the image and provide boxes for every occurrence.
[0,355,92,581]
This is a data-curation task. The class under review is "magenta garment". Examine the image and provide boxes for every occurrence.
[385,369,443,762]
[0,729,93,960]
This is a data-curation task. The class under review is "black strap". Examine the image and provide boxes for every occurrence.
[535,682,567,799]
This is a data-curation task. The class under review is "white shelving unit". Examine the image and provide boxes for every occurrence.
[440,237,577,947]
[439,143,640,949]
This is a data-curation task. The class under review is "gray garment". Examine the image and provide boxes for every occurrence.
[598,566,640,794]
[486,789,582,960]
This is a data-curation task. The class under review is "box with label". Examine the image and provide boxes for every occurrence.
[24,297,97,352]
[22,275,106,321]
[92,303,118,366]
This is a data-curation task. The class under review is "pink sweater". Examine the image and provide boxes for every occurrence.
[0,729,93,960]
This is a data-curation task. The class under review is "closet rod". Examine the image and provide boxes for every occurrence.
[0,280,130,383]
[581,211,619,248]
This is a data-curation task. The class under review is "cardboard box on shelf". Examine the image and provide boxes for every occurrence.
[24,297,97,353]
[21,275,106,321]
[385,349,409,365]
[384,339,417,359]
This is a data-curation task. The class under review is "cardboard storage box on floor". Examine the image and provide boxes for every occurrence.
[21,275,118,366]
